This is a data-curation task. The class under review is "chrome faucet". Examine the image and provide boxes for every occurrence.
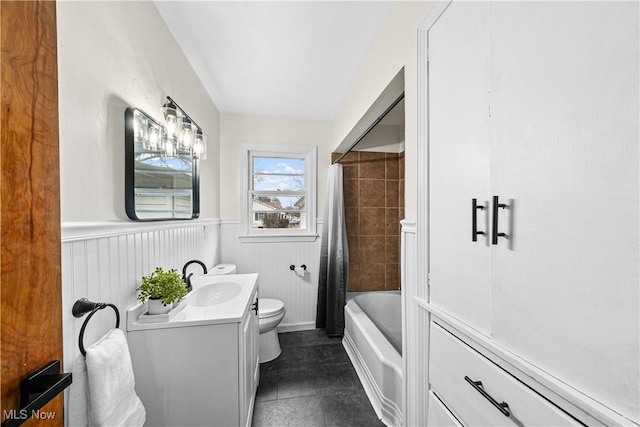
[182,260,208,292]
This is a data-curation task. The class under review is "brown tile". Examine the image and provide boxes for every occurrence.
[359,152,386,179]
[361,236,386,264]
[347,235,362,263]
[399,179,405,208]
[343,179,359,208]
[399,208,405,222]
[386,236,400,263]
[399,152,405,180]
[386,180,400,207]
[331,152,339,162]
[341,151,359,180]
[360,264,386,291]
[360,208,385,236]
[385,208,400,236]
[347,263,362,291]
[359,179,385,207]
[386,263,400,290]
[345,207,359,237]
[386,154,399,179]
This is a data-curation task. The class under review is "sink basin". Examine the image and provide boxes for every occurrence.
[188,281,242,307]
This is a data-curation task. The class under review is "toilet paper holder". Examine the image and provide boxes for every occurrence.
[289,264,306,271]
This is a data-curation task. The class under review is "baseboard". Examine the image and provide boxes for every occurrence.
[277,322,316,333]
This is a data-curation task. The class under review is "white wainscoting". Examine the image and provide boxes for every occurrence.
[401,220,429,427]
[219,219,322,332]
[61,219,221,373]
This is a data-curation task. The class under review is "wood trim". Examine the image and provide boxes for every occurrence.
[1,1,63,424]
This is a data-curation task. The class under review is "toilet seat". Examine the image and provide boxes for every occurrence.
[259,298,284,319]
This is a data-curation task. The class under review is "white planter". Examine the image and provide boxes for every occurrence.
[147,298,173,315]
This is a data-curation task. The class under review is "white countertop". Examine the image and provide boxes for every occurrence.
[126,273,259,331]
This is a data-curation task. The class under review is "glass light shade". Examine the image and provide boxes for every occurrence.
[179,117,194,150]
[165,114,178,139]
[162,102,178,139]
[193,131,207,160]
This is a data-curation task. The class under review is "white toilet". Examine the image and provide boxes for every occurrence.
[208,264,286,363]
[258,298,285,363]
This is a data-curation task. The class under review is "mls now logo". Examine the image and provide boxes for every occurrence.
[3,409,57,421]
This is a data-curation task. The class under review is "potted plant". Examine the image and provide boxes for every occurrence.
[137,267,188,315]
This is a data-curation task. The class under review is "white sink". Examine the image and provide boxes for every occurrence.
[126,273,259,330]
[188,281,242,307]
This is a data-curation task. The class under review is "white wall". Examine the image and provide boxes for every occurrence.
[57,1,221,221]
[219,113,333,219]
[220,220,321,330]
[218,114,332,329]
[331,1,434,221]
[56,4,224,409]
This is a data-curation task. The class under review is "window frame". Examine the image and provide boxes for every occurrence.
[240,143,317,242]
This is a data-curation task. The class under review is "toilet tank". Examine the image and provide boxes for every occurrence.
[209,264,236,275]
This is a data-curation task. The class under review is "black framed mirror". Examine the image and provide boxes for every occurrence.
[125,107,200,220]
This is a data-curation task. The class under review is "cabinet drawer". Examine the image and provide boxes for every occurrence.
[428,390,463,426]
[429,322,577,426]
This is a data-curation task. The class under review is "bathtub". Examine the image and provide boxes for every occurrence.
[343,291,403,426]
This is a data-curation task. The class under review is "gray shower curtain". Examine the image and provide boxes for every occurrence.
[316,163,349,337]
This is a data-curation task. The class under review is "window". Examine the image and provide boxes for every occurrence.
[241,144,317,241]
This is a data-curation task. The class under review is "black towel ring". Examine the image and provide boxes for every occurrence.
[72,298,120,357]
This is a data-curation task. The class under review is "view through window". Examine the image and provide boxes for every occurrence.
[251,156,306,229]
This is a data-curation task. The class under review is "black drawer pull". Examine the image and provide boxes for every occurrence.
[472,198,486,242]
[491,196,508,245]
[464,375,511,417]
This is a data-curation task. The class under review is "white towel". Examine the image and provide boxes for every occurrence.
[68,329,146,427]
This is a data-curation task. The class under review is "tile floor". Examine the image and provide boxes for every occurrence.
[251,329,385,427]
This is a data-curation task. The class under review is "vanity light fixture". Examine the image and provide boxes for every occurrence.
[157,96,207,160]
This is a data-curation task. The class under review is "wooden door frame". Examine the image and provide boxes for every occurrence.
[1,1,63,425]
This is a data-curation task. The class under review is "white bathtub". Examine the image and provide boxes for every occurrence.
[343,291,403,426]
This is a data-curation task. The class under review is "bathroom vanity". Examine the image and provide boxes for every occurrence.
[126,273,259,427]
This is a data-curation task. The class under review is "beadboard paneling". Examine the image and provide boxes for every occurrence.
[220,220,322,331]
[61,220,220,373]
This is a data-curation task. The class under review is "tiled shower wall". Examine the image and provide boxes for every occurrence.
[334,151,405,291]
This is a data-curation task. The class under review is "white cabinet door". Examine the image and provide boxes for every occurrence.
[487,2,639,420]
[240,308,252,427]
[240,292,260,427]
[428,1,492,335]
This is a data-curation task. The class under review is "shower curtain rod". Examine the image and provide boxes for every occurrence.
[333,93,405,164]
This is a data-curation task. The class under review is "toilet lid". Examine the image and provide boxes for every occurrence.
[259,298,284,318]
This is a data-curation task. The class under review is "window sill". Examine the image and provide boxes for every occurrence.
[238,233,318,243]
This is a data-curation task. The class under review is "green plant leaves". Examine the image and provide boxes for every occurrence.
[137,267,188,305]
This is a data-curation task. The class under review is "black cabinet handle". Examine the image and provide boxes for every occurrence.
[472,199,486,242]
[464,376,510,417]
[492,196,508,245]
[251,298,259,315]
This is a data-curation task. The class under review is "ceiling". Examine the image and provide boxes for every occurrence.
[154,1,393,121]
